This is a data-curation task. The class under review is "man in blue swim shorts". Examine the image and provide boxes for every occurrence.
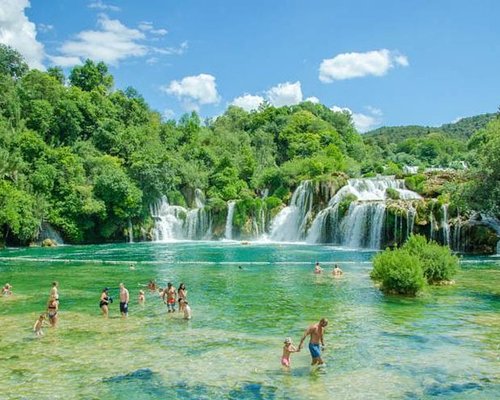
[298,318,328,366]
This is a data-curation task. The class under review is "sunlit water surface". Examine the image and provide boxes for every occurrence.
[0,242,499,399]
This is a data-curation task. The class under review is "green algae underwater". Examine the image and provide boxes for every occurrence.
[0,242,499,399]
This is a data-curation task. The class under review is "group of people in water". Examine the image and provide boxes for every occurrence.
[5,260,342,370]
[23,279,192,337]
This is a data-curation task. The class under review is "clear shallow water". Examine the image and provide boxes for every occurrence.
[0,242,498,399]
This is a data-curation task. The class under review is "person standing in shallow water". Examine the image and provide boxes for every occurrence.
[99,288,112,317]
[314,262,323,274]
[178,283,187,312]
[47,295,58,327]
[163,282,177,313]
[332,264,343,277]
[50,281,59,304]
[119,283,129,318]
[298,318,328,366]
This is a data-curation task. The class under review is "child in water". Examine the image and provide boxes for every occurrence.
[182,300,192,320]
[2,283,12,296]
[33,314,46,336]
[281,337,299,370]
[138,290,145,304]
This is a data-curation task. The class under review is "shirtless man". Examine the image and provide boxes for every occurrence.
[163,282,176,312]
[332,264,343,277]
[119,283,130,318]
[298,318,328,366]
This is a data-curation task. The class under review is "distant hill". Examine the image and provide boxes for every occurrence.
[364,113,496,145]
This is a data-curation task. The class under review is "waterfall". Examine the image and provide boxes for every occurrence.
[306,176,421,248]
[442,204,451,246]
[429,211,436,241]
[225,201,236,240]
[38,222,64,245]
[150,196,186,241]
[407,205,416,241]
[269,181,314,242]
[127,219,134,243]
[185,189,211,240]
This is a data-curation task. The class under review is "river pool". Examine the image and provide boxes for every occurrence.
[0,242,499,399]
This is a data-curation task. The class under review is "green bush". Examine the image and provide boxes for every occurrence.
[371,234,459,296]
[403,235,458,283]
[386,188,400,200]
[371,249,426,295]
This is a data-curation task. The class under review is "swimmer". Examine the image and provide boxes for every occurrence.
[50,281,59,304]
[314,262,323,274]
[281,337,299,370]
[332,264,343,276]
[119,283,129,318]
[138,290,145,305]
[147,280,157,292]
[2,283,12,296]
[182,300,192,320]
[47,295,58,327]
[33,314,47,336]
[163,282,176,312]
[99,287,112,318]
[298,318,328,366]
[178,283,187,312]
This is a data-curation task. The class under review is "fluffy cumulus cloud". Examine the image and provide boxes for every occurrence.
[0,0,45,69]
[319,49,409,82]
[331,105,382,133]
[163,73,220,111]
[231,94,265,111]
[52,14,147,66]
[49,14,185,67]
[266,81,303,107]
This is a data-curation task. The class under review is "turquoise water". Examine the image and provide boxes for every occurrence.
[0,242,499,399]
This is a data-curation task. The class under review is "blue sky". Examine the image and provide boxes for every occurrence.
[1,0,499,131]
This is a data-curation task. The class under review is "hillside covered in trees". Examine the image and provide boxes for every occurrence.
[0,44,498,246]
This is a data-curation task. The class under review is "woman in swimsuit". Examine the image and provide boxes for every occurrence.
[178,283,187,312]
[100,288,111,318]
[47,295,58,327]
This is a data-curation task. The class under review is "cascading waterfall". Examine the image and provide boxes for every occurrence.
[224,201,236,240]
[128,219,134,243]
[306,177,421,249]
[269,180,314,242]
[150,196,186,241]
[185,189,211,240]
[407,205,416,240]
[442,204,451,246]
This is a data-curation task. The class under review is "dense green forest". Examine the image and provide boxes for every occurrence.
[0,44,498,245]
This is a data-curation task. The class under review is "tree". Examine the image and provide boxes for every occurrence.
[69,59,113,92]
[0,44,29,79]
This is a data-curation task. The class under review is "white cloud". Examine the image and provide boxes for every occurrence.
[163,73,220,111]
[0,0,45,69]
[231,94,265,111]
[351,112,380,133]
[138,21,168,36]
[47,55,82,67]
[152,41,188,56]
[305,96,320,104]
[319,49,409,82]
[51,14,185,67]
[88,0,120,12]
[331,105,382,133]
[267,81,303,107]
[55,14,146,66]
